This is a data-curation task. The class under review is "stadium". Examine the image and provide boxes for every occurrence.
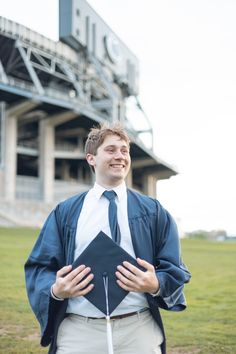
[0,0,176,226]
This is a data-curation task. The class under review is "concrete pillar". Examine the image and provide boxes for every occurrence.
[61,160,70,180]
[77,166,82,181]
[3,99,40,201]
[111,97,119,122]
[0,171,4,197]
[118,100,126,123]
[78,135,84,151]
[143,174,157,198]
[0,102,5,198]
[126,168,133,189]
[4,114,17,201]
[39,119,55,203]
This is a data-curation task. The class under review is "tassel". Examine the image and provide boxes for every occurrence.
[103,272,114,354]
[106,316,114,354]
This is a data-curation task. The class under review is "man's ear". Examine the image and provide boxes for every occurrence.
[86,153,96,167]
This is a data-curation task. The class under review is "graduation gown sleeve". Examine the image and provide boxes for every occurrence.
[154,205,191,311]
[24,205,68,346]
[127,190,191,312]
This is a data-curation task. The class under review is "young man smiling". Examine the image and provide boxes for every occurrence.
[25,123,190,354]
[86,133,131,188]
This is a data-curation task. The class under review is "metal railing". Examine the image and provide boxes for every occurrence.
[16,175,41,200]
[15,175,91,202]
[0,16,78,64]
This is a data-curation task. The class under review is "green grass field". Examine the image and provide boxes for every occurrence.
[0,227,235,354]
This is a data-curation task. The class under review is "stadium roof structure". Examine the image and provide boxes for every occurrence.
[0,12,177,178]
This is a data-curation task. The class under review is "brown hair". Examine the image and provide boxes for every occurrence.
[84,122,130,155]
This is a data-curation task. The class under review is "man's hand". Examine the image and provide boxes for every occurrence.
[116,258,159,294]
[52,264,94,299]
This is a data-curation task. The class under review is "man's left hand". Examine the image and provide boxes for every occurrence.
[116,258,159,294]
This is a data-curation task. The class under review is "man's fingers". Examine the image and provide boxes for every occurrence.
[117,265,133,279]
[57,264,93,280]
[74,272,94,289]
[69,266,91,284]
[137,258,155,271]
[74,283,94,297]
[65,265,88,281]
[116,259,159,294]
[116,269,133,286]
[54,266,94,299]
[121,261,141,275]
[56,265,73,277]
[116,279,132,292]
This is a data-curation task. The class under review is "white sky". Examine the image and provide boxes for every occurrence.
[0,0,235,234]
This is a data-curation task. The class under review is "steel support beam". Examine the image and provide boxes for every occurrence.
[88,54,116,97]
[59,62,85,99]
[0,60,9,84]
[7,99,40,118]
[15,40,44,95]
[48,111,78,127]
[91,98,113,110]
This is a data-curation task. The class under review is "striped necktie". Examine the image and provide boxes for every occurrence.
[103,190,121,245]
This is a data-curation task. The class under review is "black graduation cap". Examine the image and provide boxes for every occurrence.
[72,231,144,316]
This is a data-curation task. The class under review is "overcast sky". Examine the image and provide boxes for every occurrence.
[0,0,235,234]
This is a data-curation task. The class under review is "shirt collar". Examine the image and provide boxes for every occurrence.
[92,181,127,202]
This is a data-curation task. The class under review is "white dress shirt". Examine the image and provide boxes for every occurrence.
[66,182,149,317]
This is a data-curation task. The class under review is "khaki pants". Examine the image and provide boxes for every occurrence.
[56,310,163,354]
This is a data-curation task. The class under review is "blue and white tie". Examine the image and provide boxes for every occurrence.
[103,190,121,245]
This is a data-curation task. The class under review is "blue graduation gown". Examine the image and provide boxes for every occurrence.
[25,189,191,354]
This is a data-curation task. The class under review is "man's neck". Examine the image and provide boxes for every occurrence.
[95,180,125,190]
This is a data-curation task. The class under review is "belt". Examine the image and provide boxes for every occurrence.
[80,308,149,321]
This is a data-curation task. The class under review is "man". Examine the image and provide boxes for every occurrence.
[25,123,190,354]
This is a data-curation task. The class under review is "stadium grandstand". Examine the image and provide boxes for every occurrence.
[0,0,177,226]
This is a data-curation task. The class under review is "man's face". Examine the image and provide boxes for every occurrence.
[86,134,131,187]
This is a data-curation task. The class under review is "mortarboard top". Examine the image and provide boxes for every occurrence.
[72,231,145,315]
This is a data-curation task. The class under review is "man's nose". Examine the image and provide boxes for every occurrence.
[114,150,123,159]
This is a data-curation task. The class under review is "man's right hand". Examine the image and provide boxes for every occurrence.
[52,265,94,299]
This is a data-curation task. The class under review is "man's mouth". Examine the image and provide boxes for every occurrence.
[110,164,125,168]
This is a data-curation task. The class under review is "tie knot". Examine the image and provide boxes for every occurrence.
[103,190,117,201]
